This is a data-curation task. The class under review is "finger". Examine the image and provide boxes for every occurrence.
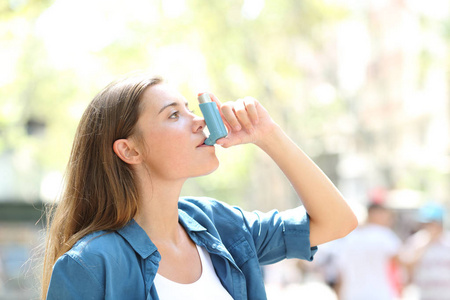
[208,93,223,109]
[243,97,259,125]
[234,98,254,134]
[207,93,234,131]
[221,101,241,131]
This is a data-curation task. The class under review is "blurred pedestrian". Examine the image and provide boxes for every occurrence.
[311,238,342,295]
[335,203,402,300]
[400,202,450,300]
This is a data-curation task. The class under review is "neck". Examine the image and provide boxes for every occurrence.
[133,173,186,244]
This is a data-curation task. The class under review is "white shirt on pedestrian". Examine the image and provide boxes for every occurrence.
[336,224,401,300]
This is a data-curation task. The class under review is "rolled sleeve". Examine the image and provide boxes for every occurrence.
[281,206,318,261]
[240,205,317,265]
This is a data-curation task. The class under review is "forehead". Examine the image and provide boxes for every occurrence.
[140,83,185,112]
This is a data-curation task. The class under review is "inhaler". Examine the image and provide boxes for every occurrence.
[198,93,228,145]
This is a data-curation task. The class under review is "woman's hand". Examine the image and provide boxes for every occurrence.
[208,93,279,148]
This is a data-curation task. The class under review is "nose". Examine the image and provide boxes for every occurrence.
[192,115,206,133]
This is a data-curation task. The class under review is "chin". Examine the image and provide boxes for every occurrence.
[195,159,220,177]
[206,163,220,175]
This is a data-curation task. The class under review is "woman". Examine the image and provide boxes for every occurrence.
[42,73,357,299]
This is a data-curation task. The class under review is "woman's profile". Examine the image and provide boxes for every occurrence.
[42,73,357,299]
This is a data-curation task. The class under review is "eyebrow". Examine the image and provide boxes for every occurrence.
[158,101,189,114]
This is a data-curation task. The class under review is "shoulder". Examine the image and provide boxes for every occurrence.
[179,197,311,240]
[48,230,147,299]
[179,197,246,222]
[48,232,123,297]
[60,230,136,275]
[179,196,236,211]
[180,197,315,262]
[68,231,125,258]
[179,196,310,230]
[53,231,136,283]
[178,196,282,230]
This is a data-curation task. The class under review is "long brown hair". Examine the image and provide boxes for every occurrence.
[41,74,162,298]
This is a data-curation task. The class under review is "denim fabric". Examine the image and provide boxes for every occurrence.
[46,197,317,300]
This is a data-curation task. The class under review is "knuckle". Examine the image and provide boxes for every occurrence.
[244,96,257,103]
[235,107,247,116]
[221,102,233,111]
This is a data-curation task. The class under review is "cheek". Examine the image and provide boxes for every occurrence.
[141,132,189,167]
[139,125,218,178]
[143,126,186,154]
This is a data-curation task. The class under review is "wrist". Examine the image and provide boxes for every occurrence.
[254,123,285,152]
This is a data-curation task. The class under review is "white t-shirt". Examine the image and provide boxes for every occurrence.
[403,231,450,300]
[154,245,233,300]
[336,224,401,300]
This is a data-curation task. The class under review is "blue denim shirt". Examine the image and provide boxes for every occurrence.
[46,197,317,300]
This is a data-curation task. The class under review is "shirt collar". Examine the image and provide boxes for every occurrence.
[116,219,158,259]
[116,211,206,259]
[178,209,207,233]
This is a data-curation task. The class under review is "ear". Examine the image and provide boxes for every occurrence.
[113,139,142,165]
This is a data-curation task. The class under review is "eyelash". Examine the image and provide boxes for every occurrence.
[169,108,195,119]
[169,111,180,119]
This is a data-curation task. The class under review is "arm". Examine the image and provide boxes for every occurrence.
[255,126,357,246]
[212,95,357,247]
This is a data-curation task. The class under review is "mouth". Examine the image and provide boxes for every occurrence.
[197,138,207,147]
[197,137,213,148]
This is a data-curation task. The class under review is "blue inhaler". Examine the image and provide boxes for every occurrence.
[198,93,227,145]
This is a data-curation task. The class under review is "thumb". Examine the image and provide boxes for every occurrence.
[215,137,233,148]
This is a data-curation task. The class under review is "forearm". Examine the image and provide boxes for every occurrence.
[256,125,357,246]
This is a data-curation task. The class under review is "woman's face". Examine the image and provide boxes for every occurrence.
[133,83,219,180]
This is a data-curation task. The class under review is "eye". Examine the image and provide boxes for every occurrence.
[169,111,180,119]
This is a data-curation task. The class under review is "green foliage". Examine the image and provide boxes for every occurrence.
[1,0,449,205]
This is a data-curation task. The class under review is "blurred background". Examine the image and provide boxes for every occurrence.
[0,0,449,299]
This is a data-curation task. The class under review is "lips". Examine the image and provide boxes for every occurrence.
[197,138,207,147]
